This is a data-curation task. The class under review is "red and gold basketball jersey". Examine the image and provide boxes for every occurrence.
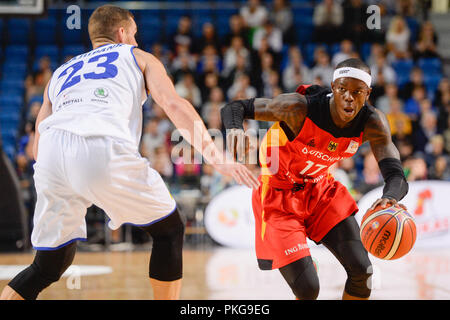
[259,86,375,186]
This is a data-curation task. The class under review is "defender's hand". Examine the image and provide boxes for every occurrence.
[368,198,408,212]
[213,162,260,190]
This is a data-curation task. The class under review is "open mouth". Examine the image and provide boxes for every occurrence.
[343,106,354,116]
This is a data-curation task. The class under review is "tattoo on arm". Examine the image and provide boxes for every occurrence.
[364,109,400,161]
[254,93,307,136]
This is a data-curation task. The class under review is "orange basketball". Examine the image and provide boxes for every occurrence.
[360,205,416,260]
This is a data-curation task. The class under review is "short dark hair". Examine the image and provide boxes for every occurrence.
[88,5,134,43]
[335,58,371,75]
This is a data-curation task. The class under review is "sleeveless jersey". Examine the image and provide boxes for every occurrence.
[259,89,375,185]
[42,43,147,147]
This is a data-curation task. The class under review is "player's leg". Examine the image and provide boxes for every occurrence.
[279,256,320,300]
[320,215,372,300]
[0,242,77,300]
[139,208,184,300]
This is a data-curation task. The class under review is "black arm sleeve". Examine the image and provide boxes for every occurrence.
[220,98,255,130]
[378,158,409,201]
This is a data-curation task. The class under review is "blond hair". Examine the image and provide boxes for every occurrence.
[88,5,134,43]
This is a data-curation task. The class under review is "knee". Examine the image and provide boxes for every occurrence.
[8,243,76,300]
[280,257,320,300]
[291,272,320,300]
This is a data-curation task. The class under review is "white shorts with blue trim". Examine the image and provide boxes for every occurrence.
[31,128,176,250]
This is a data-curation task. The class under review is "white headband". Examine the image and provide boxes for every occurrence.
[333,67,372,88]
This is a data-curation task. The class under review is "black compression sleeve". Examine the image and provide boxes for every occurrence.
[220,98,255,130]
[378,158,409,201]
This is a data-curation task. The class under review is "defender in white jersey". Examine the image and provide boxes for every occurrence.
[1,5,259,301]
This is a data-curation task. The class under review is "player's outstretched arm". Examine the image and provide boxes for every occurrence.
[221,93,307,161]
[33,81,52,160]
[363,109,409,210]
[133,48,259,189]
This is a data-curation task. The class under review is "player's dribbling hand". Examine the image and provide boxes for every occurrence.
[213,162,260,190]
[369,197,408,212]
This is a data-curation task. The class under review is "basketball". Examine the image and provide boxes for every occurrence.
[360,205,416,260]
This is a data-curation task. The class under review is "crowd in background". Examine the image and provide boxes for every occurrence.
[8,0,450,244]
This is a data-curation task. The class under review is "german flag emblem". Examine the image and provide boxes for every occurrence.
[327,141,338,152]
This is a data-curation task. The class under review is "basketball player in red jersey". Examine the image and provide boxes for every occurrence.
[221,58,409,300]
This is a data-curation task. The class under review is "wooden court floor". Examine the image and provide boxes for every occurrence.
[1,245,449,300]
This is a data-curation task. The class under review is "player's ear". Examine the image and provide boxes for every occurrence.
[116,27,126,43]
[365,87,372,102]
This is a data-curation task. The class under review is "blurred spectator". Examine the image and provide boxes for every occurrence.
[270,0,295,44]
[140,118,166,164]
[150,42,171,69]
[428,155,450,181]
[223,36,250,77]
[434,78,450,131]
[404,85,426,122]
[194,22,221,54]
[443,115,450,154]
[282,46,311,92]
[25,56,52,103]
[396,0,417,17]
[342,0,369,46]
[376,82,401,114]
[227,73,257,100]
[355,151,383,194]
[404,156,428,181]
[252,18,283,54]
[259,52,280,97]
[313,0,344,44]
[152,145,174,180]
[170,44,197,83]
[198,71,221,105]
[413,20,439,60]
[240,0,269,29]
[386,98,412,138]
[197,44,222,75]
[169,15,194,53]
[200,164,233,198]
[396,138,415,161]
[204,104,223,131]
[424,134,446,167]
[386,16,411,60]
[369,54,397,87]
[27,101,42,123]
[223,53,252,93]
[366,42,386,67]
[412,110,438,153]
[399,66,425,101]
[332,39,355,67]
[173,146,202,188]
[223,14,250,49]
[310,47,333,87]
[201,86,226,121]
[175,72,202,109]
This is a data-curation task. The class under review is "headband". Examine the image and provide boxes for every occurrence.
[332,67,372,88]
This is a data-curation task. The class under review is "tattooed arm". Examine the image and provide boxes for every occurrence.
[363,109,409,210]
[221,93,308,161]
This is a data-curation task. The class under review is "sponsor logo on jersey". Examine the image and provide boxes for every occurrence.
[94,87,109,98]
[307,139,316,147]
[345,140,359,154]
[327,141,338,152]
